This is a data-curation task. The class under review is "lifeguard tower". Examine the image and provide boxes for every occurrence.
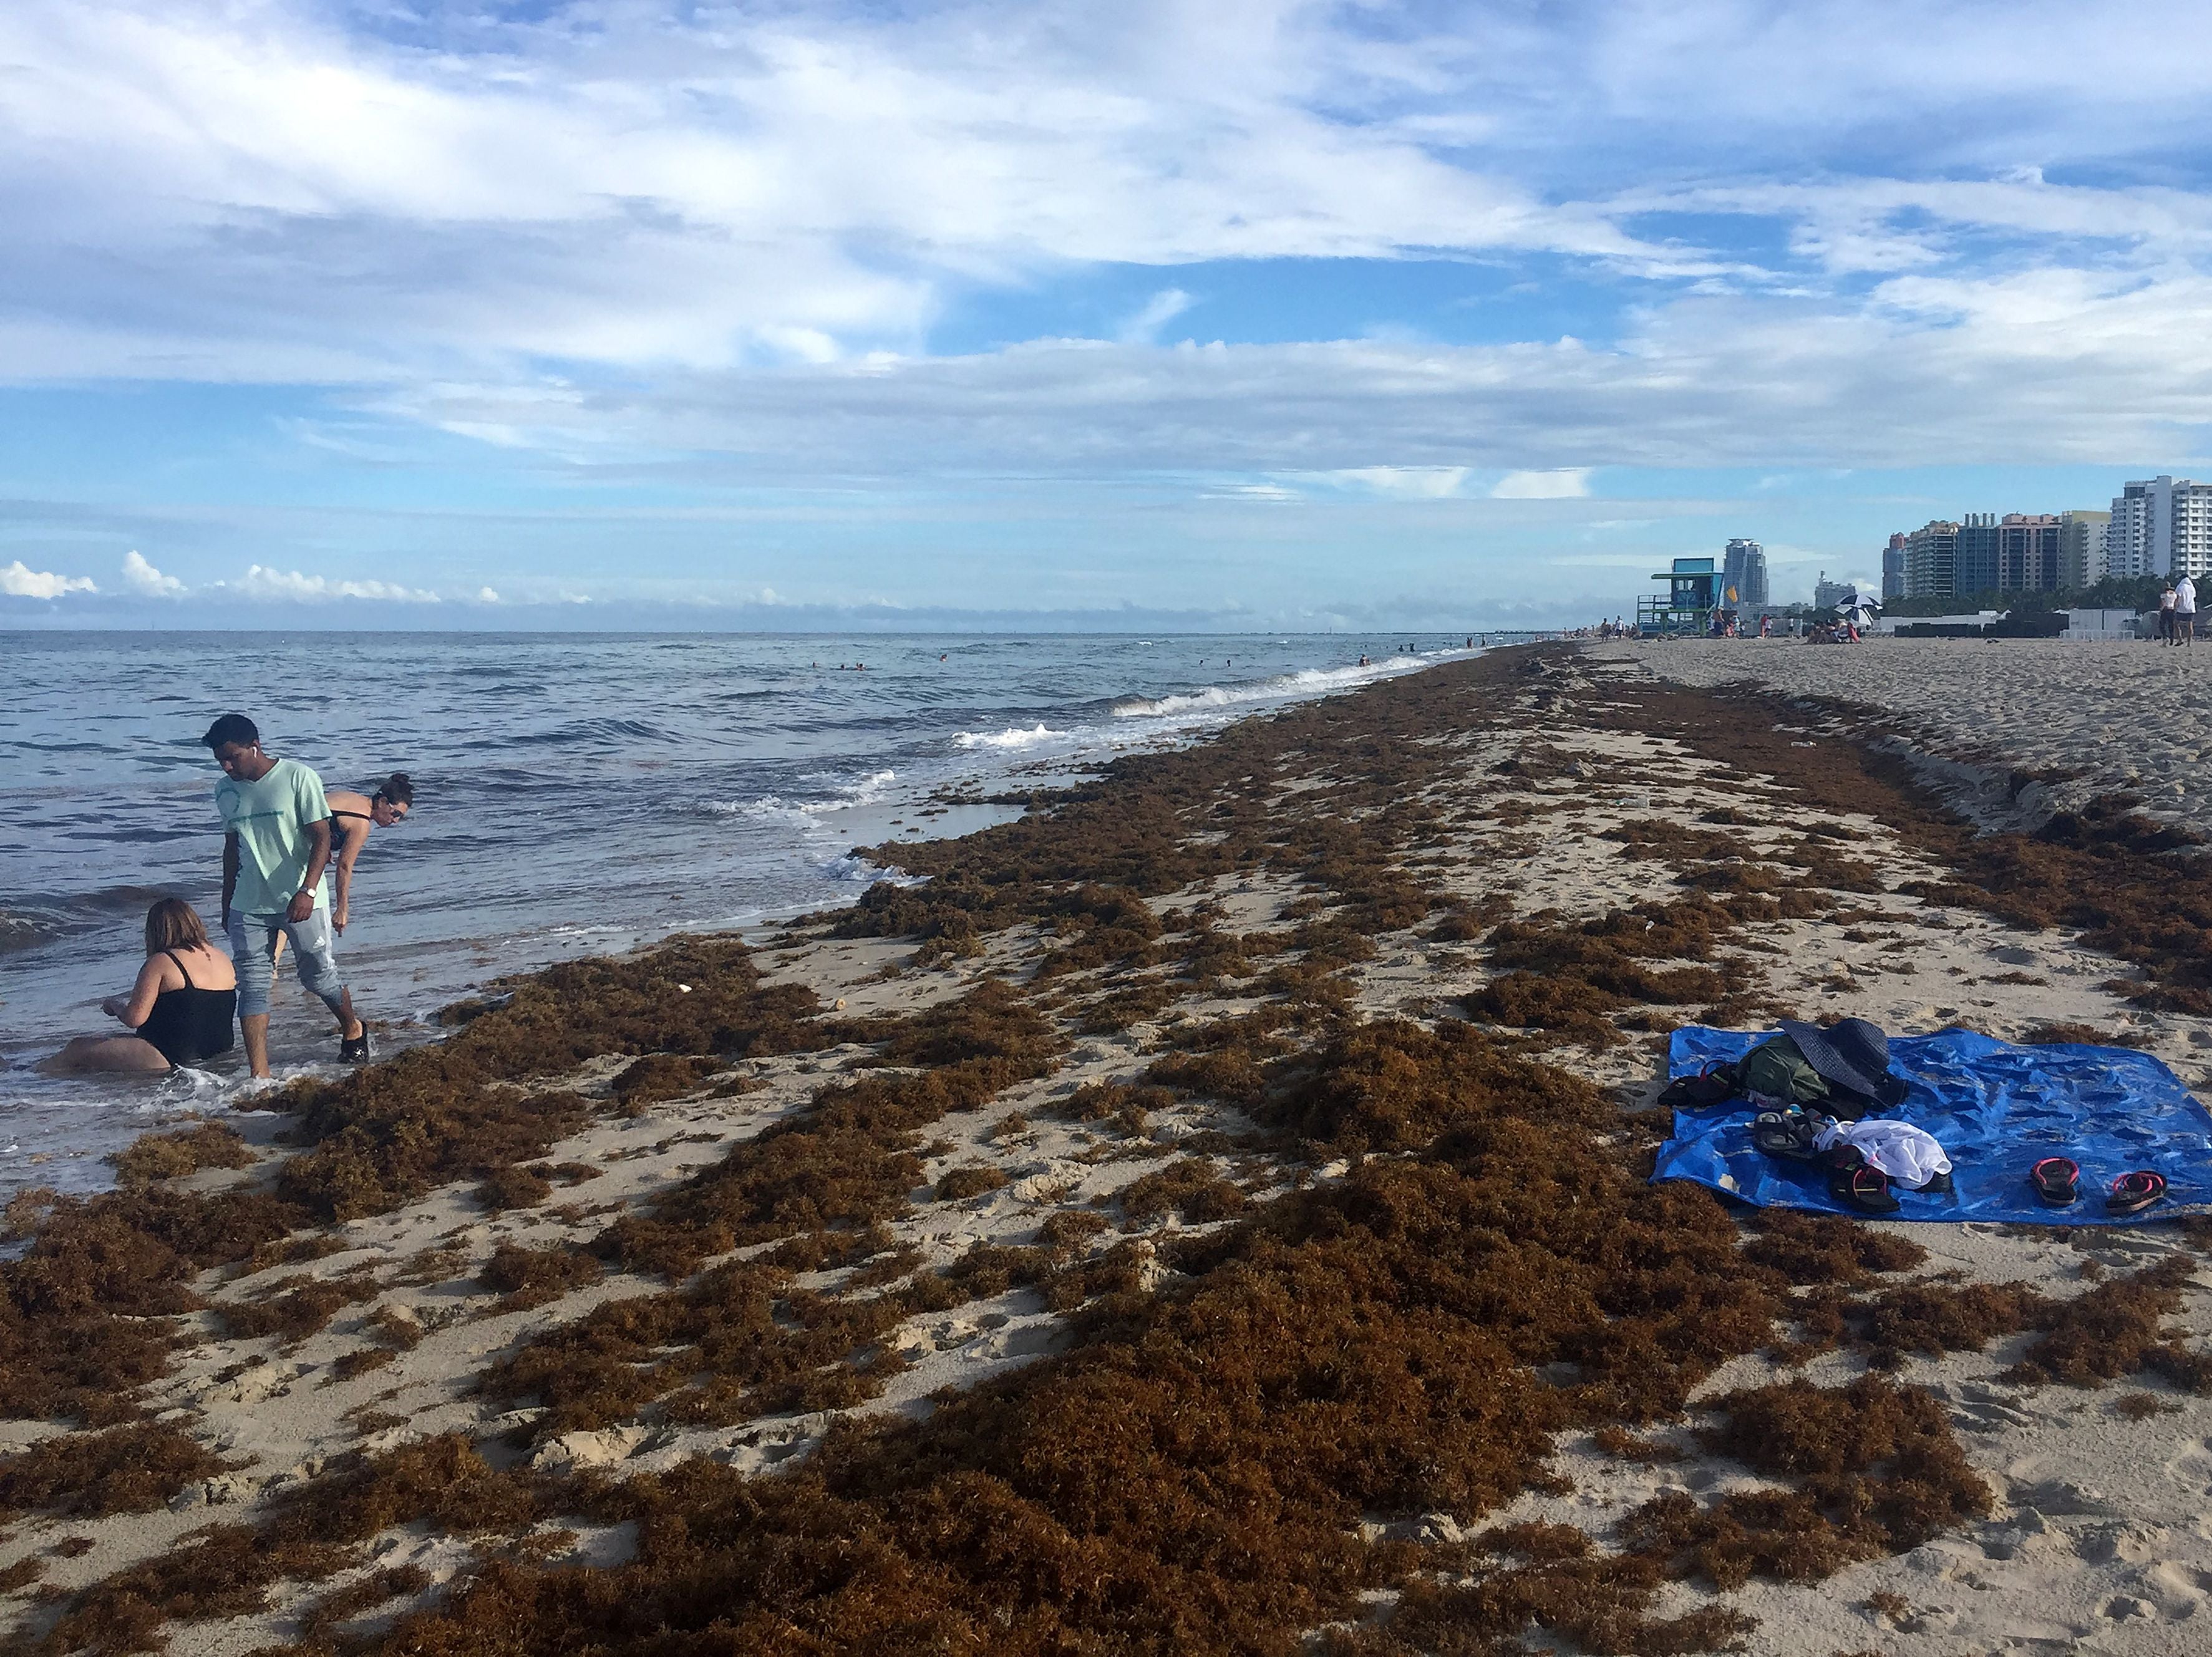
[1637,557,1721,637]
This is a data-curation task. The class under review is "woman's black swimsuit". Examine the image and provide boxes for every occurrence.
[138,950,236,1067]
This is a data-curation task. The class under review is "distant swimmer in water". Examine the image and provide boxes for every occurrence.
[39,898,237,1075]
[1358,654,1370,667]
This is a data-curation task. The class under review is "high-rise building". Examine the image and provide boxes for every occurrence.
[1904,521,1960,598]
[1813,571,1858,611]
[1881,533,1906,601]
[1721,538,1768,608]
[2108,477,2212,578]
[2108,483,2158,579]
[2059,510,2110,589]
[1997,513,2062,592]
[1956,513,2000,595]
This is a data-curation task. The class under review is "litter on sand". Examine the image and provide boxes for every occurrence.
[1653,1025,2211,1224]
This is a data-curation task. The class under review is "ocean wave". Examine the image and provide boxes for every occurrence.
[701,768,901,828]
[798,768,897,814]
[0,912,54,956]
[954,724,1069,751]
[1110,657,1426,720]
[0,884,184,953]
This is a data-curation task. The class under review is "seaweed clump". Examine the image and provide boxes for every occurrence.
[1623,1373,1989,1588]
[267,936,820,1222]
[1465,902,1739,1047]
[109,1123,255,1188]
[369,1015,1827,1657]
[0,1422,233,1521]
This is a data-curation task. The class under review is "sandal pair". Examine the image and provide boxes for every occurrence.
[2027,1159,2167,1215]
[1751,1108,1822,1161]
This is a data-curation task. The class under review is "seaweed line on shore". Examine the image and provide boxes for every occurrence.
[5,645,2212,1655]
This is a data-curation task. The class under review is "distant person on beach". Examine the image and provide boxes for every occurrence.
[203,713,369,1075]
[2160,583,2178,644]
[38,899,236,1075]
[2178,574,2197,647]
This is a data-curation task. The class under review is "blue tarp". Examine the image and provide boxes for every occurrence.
[1652,1027,2212,1223]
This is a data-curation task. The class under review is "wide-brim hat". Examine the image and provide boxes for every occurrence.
[1780,1017,1902,1103]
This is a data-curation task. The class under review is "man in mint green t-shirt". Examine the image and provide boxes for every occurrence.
[204,713,368,1076]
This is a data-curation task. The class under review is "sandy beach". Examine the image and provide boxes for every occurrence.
[7,642,2212,1656]
[1596,635,2212,834]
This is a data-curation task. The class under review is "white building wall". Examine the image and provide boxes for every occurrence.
[2176,482,2212,579]
[2108,486,2158,578]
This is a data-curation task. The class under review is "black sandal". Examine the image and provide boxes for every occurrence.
[1752,1109,1821,1161]
[1825,1146,1901,1214]
[2029,1158,2080,1207]
[2106,1171,2167,1217]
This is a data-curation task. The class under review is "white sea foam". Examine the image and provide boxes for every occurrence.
[1110,657,1428,721]
[956,724,1069,750]
[797,768,898,814]
[704,768,901,828]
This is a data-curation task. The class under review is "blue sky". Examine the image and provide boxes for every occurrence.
[5,0,2212,629]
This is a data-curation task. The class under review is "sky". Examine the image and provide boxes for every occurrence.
[6,1,2212,630]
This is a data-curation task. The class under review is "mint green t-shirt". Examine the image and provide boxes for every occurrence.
[216,758,333,917]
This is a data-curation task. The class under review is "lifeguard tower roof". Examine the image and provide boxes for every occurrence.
[1637,556,1722,637]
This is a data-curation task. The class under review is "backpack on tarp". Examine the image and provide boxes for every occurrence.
[1739,1033,1831,1107]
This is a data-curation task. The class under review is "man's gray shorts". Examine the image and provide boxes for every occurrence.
[228,909,346,1020]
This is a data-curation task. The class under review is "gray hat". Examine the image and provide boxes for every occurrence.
[1780,1017,1904,1104]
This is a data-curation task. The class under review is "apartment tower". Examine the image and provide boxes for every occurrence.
[1721,538,1769,608]
[1904,521,1961,599]
[2108,477,2212,579]
[2059,510,2110,589]
[1881,533,1906,601]
[1997,514,2062,592]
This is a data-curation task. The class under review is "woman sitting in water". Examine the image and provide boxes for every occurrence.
[40,898,237,1074]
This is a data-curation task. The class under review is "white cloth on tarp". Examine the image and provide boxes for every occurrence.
[1813,1118,1952,1189]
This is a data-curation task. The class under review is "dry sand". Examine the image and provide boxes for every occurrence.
[1595,634,2212,833]
[4,643,2212,1655]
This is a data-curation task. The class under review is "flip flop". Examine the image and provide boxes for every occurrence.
[1751,1109,1821,1161]
[1831,1162,1901,1215]
[1822,1146,1899,1214]
[2029,1158,2079,1207]
[2107,1171,2167,1217]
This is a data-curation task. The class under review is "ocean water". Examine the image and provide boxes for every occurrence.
[0,630,1498,1196]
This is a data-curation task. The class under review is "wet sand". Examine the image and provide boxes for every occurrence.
[6,644,2212,1656]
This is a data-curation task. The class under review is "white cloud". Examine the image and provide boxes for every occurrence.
[476,586,500,603]
[1327,466,1470,500]
[0,0,1693,385]
[230,565,440,602]
[1492,469,1592,500]
[120,549,185,596]
[1,560,95,597]
[0,0,2210,534]
[2,559,95,597]
[369,257,2212,476]
[1119,289,1195,344]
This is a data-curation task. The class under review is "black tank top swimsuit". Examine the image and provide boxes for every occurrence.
[138,950,238,1066]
